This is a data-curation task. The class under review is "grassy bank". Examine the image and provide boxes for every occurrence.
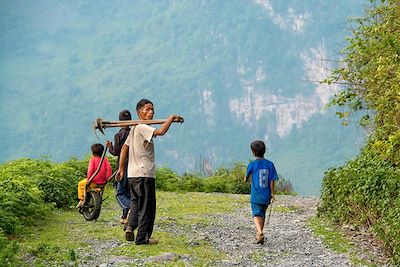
[14,189,248,266]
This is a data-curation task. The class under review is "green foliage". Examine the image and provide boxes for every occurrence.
[63,156,90,178]
[155,167,181,192]
[212,163,250,194]
[0,158,83,208]
[68,249,76,261]
[0,172,51,235]
[156,162,294,195]
[0,157,90,236]
[0,229,20,266]
[275,175,295,195]
[327,0,400,165]
[321,1,400,263]
[319,145,400,264]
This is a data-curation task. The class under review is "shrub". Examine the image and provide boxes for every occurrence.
[155,162,293,195]
[319,145,400,264]
[201,163,249,194]
[203,175,228,193]
[180,173,204,192]
[275,175,295,195]
[0,173,50,235]
[63,156,90,178]
[34,163,81,208]
[0,159,82,208]
[0,155,119,237]
[155,167,181,191]
[321,1,400,261]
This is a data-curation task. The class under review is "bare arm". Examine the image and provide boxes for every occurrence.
[244,173,251,182]
[116,144,128,181]
[106,136,118,156]
[270,180,276,203]
[153,115,183,136]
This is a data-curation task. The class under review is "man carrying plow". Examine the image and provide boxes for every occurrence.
[117,99,183,245]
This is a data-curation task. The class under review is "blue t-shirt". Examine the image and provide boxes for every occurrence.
[246,158,278,204]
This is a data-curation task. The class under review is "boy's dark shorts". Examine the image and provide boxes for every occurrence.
[251,202,268,218]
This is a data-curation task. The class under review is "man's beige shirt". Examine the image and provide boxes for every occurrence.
[124,124,156,178]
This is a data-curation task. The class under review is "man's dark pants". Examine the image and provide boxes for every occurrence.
[127,177,156,245]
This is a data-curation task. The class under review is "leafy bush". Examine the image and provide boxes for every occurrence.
[319,145,400,264]
[155,162,293,195]
[0,172,51,235]
[0,157,97,236]
[34,164,81,208]
[208,163,250,194]
[321,0,400,263]
[203,175,229,193]
[0,156,119,209]
[63,156,90,178]
[155,167,182,192]
[0,159,82,208]
[180,173,204,192]
[275,175,295,195]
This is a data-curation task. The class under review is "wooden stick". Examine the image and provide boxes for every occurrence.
[101,118,183,128]
[93,117,184,137]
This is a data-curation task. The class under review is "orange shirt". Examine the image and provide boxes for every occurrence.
[87,156,112,185]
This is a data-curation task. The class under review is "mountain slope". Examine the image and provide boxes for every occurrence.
[0,0,366,195]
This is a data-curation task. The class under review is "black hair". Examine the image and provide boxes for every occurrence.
[250,140,266,157]
[119,109,132,121]
[136,99,153,112]
[91,143,104,157]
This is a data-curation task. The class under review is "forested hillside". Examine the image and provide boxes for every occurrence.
[0,0,366,195]
[319,0,400,264]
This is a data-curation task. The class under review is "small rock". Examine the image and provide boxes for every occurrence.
[148,252,175,262]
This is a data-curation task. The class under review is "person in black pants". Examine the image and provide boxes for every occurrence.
[117,99,183,245]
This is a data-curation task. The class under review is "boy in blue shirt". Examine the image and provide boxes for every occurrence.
[244,140,278,245]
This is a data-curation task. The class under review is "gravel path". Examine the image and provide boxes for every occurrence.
[76,194,388,266]
[187,195,352,266]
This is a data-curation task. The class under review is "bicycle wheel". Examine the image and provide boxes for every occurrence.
[82,191,102,221]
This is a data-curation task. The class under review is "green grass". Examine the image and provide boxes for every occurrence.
[308,216,377,267]
[16,188,248,266]
[307,216,352,254]
[272,205,300,213]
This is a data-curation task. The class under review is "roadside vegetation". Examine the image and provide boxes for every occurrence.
[319,0,400,264]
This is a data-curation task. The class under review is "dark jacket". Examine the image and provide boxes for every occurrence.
[109,127,130,164]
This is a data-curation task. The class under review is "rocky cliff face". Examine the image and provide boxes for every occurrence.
[0,0,365,195]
